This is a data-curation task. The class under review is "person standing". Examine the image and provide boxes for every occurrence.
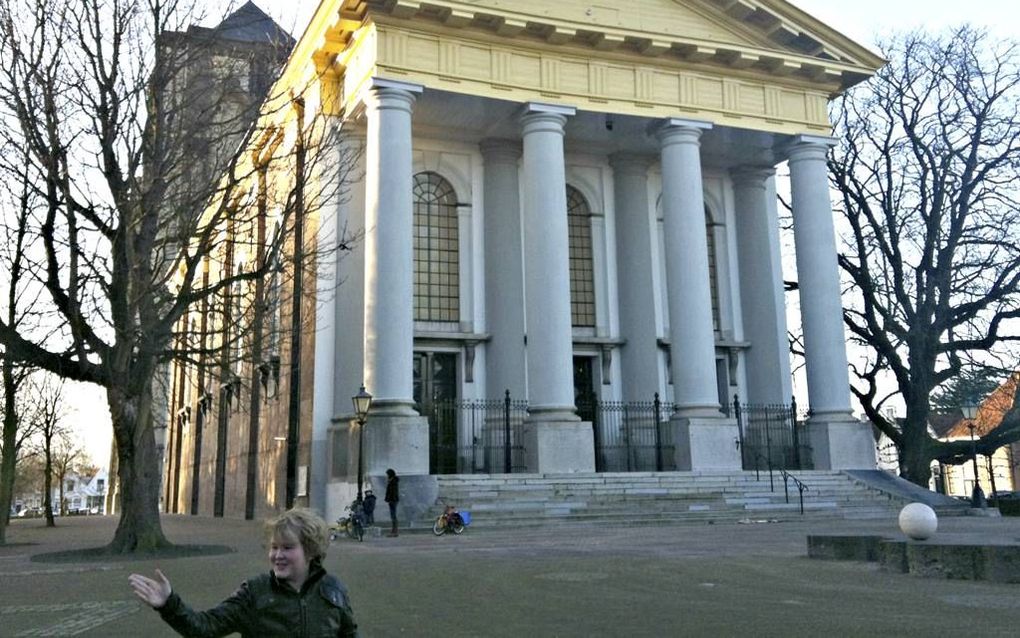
[384,468,399,537]
[128,508,358,637]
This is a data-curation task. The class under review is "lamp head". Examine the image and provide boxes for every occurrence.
[352,385,373,420]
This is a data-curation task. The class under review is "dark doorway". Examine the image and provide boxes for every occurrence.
[573,356,597,420]
[414,352,458,474]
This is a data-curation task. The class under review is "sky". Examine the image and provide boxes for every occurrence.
[72,0,1019,469]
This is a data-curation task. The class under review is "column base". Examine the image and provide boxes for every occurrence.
[362,414,430,476]
[672,416,742,471]
[522,419,595,473]
[805,414,876,470]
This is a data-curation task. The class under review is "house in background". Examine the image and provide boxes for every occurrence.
[933,374,1020,499]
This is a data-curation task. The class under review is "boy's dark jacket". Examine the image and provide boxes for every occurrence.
[157,560,357,637]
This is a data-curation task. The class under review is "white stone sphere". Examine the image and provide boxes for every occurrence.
[898,503,938,540]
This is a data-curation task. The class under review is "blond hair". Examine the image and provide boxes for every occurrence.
[265,508,330,562]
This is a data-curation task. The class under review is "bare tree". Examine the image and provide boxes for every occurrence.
[51,433,86,517]
[0,0,353,551]
[0,146,43,542]
[26,375,66,526]
[830,27,1020,485]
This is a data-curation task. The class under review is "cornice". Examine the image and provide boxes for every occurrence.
[322,0,879,94]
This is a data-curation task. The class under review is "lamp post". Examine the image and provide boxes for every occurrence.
[352,385,373,502]
[962,401,987,509]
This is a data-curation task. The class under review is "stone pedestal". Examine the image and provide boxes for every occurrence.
[806,416,876,469]
[361,414,430,477]
[522,419,595,473]
[672,416,742,471]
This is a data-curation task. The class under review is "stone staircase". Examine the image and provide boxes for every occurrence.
[411,470,962,530]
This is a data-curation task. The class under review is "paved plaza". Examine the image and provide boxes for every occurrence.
[2,513,1019,636]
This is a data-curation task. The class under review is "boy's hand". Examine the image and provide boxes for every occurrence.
[128,569,172,608]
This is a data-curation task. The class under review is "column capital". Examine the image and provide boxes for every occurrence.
[730,165,776,188]
[609,152,654,174]
[362,78,423,114]
[782,134,836,163]
[480,138,522,163]
[651,117,712,146]
[520,103,573,137]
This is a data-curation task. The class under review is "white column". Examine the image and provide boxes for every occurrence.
[519,103,594,473]
[656,119,720,416]
[787,137,852,418]
[520,104,577,421]
[610,153,661,400]
[787,135,873,470]
[732,167,792,405]
[362,80,422,416]
[480,139,527,399]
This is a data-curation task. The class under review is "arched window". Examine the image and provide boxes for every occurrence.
[567,186,596,328]
[413,172,460,322]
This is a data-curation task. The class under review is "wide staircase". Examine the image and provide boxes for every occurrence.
[413,470,966,530]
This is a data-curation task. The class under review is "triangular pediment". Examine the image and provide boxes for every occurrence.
[456,0,775,49]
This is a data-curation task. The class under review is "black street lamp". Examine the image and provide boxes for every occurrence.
[963,404,987,509]
[352,385,373,502]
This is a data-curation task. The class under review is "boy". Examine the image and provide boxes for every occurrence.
[129,508,358,637]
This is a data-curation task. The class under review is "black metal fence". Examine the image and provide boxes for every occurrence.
[425,392,802,475]
[579,394,676,472]
[728,396,803,472]
[427,392,529,474]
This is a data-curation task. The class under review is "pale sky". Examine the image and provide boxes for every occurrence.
[73,1,1018,469]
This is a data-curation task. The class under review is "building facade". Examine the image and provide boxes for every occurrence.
[165,0,885,521]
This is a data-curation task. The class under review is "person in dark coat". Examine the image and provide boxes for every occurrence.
[363,490,377,525]
[384,468,399,537]
[129,508,358,637]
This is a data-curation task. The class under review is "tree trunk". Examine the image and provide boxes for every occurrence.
[0,360,18,544]
[43,436,55,527]
[106,385,171,553]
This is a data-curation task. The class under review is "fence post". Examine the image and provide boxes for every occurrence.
[733,395,745,470]
[504,390,512,473]
[790,395,801,470]
[764,406,774,492]
[653,393,663,472]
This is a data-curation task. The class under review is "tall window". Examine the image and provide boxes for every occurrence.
[567,186,595,328]
[705,209,720,332]
[413,172,460,322]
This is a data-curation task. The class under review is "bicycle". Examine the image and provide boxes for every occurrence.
[330,499,366,542]
[432,503,470,536]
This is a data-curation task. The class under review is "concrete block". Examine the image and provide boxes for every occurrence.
[522,419,596,473]
[672,416,742,470]
[806,417,876,470]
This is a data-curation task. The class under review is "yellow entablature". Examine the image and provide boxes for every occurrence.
[267,0,883,136]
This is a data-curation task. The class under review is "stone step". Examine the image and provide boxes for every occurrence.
[416,470,911,530]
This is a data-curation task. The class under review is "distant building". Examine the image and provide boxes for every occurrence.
[933,374,1020,498]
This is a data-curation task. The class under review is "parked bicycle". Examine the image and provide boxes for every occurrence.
[330,499,366,542]
[432,503,470,536]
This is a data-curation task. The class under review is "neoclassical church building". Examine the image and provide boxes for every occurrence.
[164,0,885,520]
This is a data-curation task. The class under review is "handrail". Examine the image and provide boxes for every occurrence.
[779,469,808,515]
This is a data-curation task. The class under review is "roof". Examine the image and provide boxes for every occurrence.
[210,2,294,47]
[944,373,1020,438]
[928,410,964,439]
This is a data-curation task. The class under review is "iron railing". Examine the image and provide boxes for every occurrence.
[728,395,804,473]
[579,393,676,472]
[427,392,529,474]
[425,392,804,476]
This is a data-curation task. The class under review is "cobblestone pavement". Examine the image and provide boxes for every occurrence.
[3,514,1020,636]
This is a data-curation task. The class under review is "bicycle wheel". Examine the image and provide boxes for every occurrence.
[432,517,446,536]
[451,521,465,534]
